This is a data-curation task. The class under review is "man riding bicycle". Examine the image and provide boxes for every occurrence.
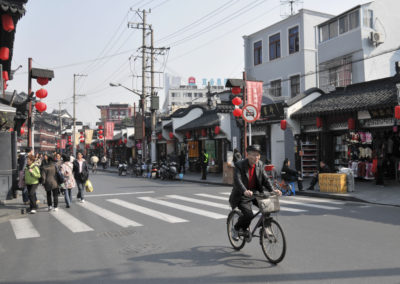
[229,144,282,241]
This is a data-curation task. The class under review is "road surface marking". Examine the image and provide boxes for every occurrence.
[138,196,226,219]
[77,201,142,227]
[50,209,93,233]
[196,194,306,213]
[167,195,231,210]
[10,219,40,239]
[107,199,188,223]
[195,193,227,201]
[220,192,231,196]
[291,196,345,205]
[87,191,154,198]
[279,199,339,210]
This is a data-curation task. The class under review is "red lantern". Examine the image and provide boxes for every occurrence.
[124,138,127,144]
[98,130,103,135]
[1,14,14,32]
[395,105,400,119]
[20,128,25,135]
[280,120,287,130]
[9,128,13,132]
[232,96,242,106]
[348,118,355,130]
[98,125,103,129]
[233,108,242,117]
[316,117,323,128]
[80,140,84,143]
[98,135,104,139]
[100,142,103,147]
[2,71,8,81]
[0,47,9,60]
[214,126,220,135]
[186,131,191,139]
[169,132,174,139]
[201,129,207,137]
[36,77,49,86]
[35,88,48,99]
[157,133,163,140]
[35,101,47,113]
[68,142,72,146]
[231,87,241,95]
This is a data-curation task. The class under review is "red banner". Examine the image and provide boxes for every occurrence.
[105,122,114,140]
[60,139,66,149]
[246,81,263,119]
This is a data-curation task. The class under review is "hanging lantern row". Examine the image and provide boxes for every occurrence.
[98,125,103,130]
[316,117,323,129]
[280,120,287,130]
[2,14,14,32]
[169,132,174,139]
[231,87,241,95]
[35,88,48,99]
[232,96,242,106]
[20,127,25,135]
[233,108,242,117]
[395,105,400,120]
[35,101,47,113]
[348,118,355,130]
[98,130,103,135]
[37,77,49,86]
[0,47,9,61]
[214,125,220,135]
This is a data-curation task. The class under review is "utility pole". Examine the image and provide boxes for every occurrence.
[150,25,156,163]
[141,9,147,162]
[27,57,33,150]
[73,74,87,157]
[58,101,65,134]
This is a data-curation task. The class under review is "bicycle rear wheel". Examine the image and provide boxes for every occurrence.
[260,219,286,264]
[227,210,245,250]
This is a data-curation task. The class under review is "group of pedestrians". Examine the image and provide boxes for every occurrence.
[18,148,90,214]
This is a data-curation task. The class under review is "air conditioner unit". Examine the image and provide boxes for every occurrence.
[370,31,383,45]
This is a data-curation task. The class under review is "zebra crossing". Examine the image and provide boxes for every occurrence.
[7,192,346,240]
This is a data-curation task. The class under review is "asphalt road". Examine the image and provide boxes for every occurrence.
[0,172,399,284]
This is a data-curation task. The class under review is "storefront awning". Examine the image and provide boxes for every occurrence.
[291,76,399,118]
[0,103,15,113]
[175,111,219,131]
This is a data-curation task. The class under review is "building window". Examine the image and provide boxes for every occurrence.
[339,15,348,34]
[270,80,282,97]
[349,10,359,30]
[319,56,352,91]
[186,93,192,98]
[363,9,374,28]
[253,40,262,65]
[329,21,338,39]
[288,26,299,54]
[171,92,178,97]
[290,75,300,98]
[269,33,281,60]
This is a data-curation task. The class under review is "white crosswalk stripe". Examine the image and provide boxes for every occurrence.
[107,199,188,223]
[167,195,231,210]
[138,196,226,219]
[279,199,340,210]
[77,201,142,227]
[198,193,307,213]
[50,209,93,233]
[10,218,40,239]
[291,196,345,205]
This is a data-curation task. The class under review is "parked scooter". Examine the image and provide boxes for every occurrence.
[150,162,159,178]
[160,161,178,180]
[133,161,143,177]
[118,162,128,176]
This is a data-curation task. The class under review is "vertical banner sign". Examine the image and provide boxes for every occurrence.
[105,122,115,140]
[246,81,263,119]
[61,139,66,149]
[85,129,93,144]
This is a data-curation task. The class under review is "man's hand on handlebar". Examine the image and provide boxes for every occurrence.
[244,190,253,197]
[273,189,282,196]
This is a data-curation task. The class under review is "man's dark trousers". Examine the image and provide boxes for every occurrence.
[234,195,264,231]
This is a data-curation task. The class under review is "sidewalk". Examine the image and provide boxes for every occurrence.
[100,167,400,207]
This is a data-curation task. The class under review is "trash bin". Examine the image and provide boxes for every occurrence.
[338,167,355,192]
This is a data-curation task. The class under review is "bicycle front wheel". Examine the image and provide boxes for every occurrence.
[227,210,245,250]
[260,219,286,264]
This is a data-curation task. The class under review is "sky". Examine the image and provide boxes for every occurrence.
[8,0,371,126]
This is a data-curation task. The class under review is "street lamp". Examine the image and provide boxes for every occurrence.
[110,82,146,162]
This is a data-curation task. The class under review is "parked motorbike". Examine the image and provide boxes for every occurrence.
[160,161,178,180]
[133,162,143,177]
[118,162,128,176]
[150,162,160,178]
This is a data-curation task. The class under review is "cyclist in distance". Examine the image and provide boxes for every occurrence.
[229,144,282,240]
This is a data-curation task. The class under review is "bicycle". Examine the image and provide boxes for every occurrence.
[226,194,287,264]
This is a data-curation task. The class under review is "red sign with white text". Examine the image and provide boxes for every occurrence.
[246,81,263,120]
[60,139,66,149]
[105,122,114,140]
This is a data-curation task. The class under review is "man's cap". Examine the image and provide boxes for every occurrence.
[246,144,261,153]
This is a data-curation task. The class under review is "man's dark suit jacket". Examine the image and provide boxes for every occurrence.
[229,159,274,208]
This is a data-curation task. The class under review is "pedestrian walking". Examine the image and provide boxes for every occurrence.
[41,156,60,211]
[24,154,41,214]
[73,152,89,203]
[179,150,186,174]
[61,154,75,208]
[233,148,242,164]
[200,149,209,180]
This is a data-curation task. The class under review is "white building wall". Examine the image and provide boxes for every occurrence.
[270,124,285,170]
